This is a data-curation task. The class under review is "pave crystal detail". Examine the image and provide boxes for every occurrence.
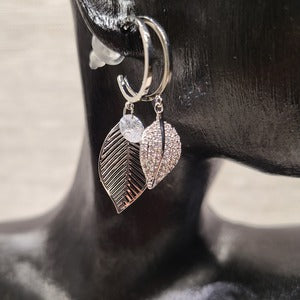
[140,120,181,189]
[119,114,144,143]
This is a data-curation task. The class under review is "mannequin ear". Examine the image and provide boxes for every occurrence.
[74,0,143,57]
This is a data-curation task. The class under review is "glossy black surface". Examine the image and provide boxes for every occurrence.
[0,0,299,299]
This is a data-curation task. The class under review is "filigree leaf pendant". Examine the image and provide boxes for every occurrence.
[140,120,181,189]
[98,117,146,214]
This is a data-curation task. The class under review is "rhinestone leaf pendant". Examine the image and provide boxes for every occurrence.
[140,120,181,189]
[98,117,146,213]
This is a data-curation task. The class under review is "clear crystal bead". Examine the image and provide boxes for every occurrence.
[119,115,144,143]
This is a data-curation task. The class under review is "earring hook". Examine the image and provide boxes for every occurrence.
[138,16,172,101]
[117,16,172,103]
[117,18,153,103]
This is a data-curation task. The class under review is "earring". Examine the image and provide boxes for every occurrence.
[137,17,181,190]
[98,18,152,213]
[98,16,181,213]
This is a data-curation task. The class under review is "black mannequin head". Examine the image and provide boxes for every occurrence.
[76,0,300,177]
[0,2,299,299]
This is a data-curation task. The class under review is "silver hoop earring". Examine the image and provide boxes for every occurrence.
[117,17,153,103]
[98,16,181,213]
[138,16,181,190]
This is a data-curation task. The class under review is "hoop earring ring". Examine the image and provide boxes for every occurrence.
[139,16,172,101]
[117,18,153,103]
[117,16,172,103]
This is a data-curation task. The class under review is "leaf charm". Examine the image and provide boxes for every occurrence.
[140,120,181,189]
[98,123,146,213]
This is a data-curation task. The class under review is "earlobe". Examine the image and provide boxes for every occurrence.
[74,0,139,55]
[75,0,135,31]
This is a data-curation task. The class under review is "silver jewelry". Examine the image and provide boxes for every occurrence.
[98,16,181,213]
[98,18,151,213]
[138,17,181,189]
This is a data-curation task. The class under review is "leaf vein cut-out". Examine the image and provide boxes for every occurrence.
[98,123,146,213]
